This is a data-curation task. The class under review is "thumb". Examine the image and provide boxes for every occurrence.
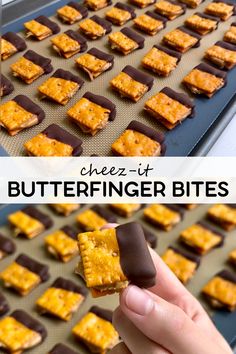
[120,286,219,354]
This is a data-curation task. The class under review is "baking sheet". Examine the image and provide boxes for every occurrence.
[0,203,236,353]
[1,0,236,157]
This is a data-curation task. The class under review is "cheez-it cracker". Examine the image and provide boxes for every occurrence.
[79,15,112,39]
[106,2,136,25]
[204,41,236,70]
[224,22,236,44]
[185,12,220,35]
[84,0,112,11]
[155,0,186,20]
[134,11,167,35]
[51,30,87,58]
[24,15,60,40]
[77,222,156,297]
[73,306,119,353]
[77,205,117,231]
[57,2,88,24]
[130,0,156,8]
[50,204,80,216]
[144,204,183,231]
[207,204,236,230]
[162,26,201,53]
[108,27,144,55]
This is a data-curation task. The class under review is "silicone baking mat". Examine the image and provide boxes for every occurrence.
[1,0,236,156]
[0,203,236,353]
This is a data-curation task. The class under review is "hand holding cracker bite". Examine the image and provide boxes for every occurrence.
[77,222,156,297]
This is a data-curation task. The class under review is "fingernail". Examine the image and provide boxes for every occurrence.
[124,286,154,316]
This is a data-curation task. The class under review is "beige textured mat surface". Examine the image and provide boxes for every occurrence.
[1,0,235,156]
[0,203,236,353]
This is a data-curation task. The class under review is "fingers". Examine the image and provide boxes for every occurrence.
[120,285,214,354]
[113,307,170,354]
[110,342,132,354]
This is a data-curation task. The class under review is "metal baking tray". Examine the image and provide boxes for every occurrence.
[0,203,236,353]
[1,0,236,156]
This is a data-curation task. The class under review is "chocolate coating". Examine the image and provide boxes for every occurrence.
[42,124,83,156]
[23,50,53,74]
[13,95,45,123]
[90,306,113,322]
[116,222,156,287]
[161,87,195,117]
[215,40,236,51]
[121,27,145,48]
[231,22,236,27]
[35,15,60,34]
[142,226,158,249]
[88,47,114,64]
[217,269,236,284]
[168,246,201,267]
[0,75,14,97]
[195,63,227,81]
[127,120,165,144]
[60,225,78,240]
[0,292,10,317]
[91,205,117,223]
[115,2,136,18]
[146,11,167,24]
[195,12,220,22]
[91,15,112,33]
[11,310,47,340]
[154,44,182,61]
[52,69,84,87]
[23,206,53,229]
[0,233,16,255]
[83,92,116,121]
[16,254,50,282]
[68,2,88,17]
[122,65,154,91]
[2,32,27,51]
[65,30,87,52]
[197,221,225,246]
[52,277,88,297]
[49,343,78,354]
[178,26,201,46]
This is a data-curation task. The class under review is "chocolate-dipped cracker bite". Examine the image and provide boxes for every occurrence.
[108,27,144,55]
[145,87,195,130]
[79,15,112,39]
[1,32,27,61]
[163,26,201,53]
[106,2,136,25]
[179,0,204,8]
[179,221,224,255]
[0,75,14,97]
[24,15,60,40]
[38,69,84,105]
[84,0,112,10]
[134,11,167,35]
[0,310,47,353]
[224,22,236,44]
[77,222,156,297]
[44,225,79,262]
[76,48,114,80]
[77,205,117,231]
[0,233,16,260]
[207,204,236,230]
[229,248,236,266]
[0,292,10,317]
[68,91,116,135]
[49,343,78,354]
[24,124,83,157]
[202,270,236,311]
[36,277,87,321]
[10,50,53,85]
[162,246,200,284]
[112,120,165,156]
[57,2,88,24]
[0,253,50,296]
[204,41,236,70]
[73,306,119,352]
[110,65,154,102]
[50,203,80,216]
[130,0,156,8]
[142,45,181,77]
[51,30,87,58]
[8,206,53,238]
[204,0,236,21]
[0,95,45,136]
[185,13,220,35]
[155,0,186,20]
[144,204,184,231]
[109,203,141,217]
[182,63,227,98]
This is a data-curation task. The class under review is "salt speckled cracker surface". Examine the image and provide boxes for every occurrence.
[1,0,235,156]
[0,203,236,353]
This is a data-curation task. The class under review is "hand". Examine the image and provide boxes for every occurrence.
[105,225,232,354]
